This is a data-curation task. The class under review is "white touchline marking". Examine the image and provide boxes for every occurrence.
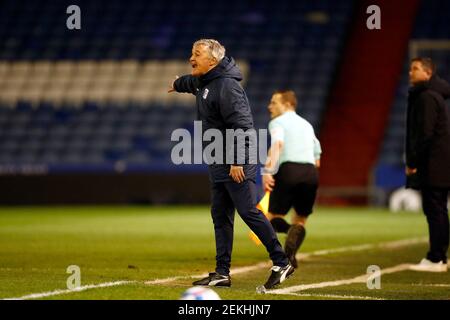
[144,237,426,286]
[301,237,427,258]
[144,263,274,285]
[3,281,136,300]
[144,261,272,285]
[2,236,427,300]
[144,276,193,285]
[279,292,385,300]
[412,284,450,287]
[267,264,412,295]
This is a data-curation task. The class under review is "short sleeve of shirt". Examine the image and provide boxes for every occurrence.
[269,121,285,143]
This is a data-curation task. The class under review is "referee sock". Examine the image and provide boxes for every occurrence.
[285,225,306,268]
[270,217,291,234]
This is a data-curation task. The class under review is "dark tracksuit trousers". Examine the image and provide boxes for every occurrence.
[421,188,449,263]
[211,179,288,276]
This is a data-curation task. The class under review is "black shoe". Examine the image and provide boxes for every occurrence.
[192,272,231,287]
[263,264,295,289]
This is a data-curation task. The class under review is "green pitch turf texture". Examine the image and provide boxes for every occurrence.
[0,206,448,300]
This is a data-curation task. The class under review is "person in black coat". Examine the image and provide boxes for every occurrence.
[169,39,294,289]
[406,57,450,272]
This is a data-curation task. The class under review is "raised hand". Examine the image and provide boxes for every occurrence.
[168,75,179,93]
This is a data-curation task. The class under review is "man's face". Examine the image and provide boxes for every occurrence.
[409,61,432,85]
[190,45,216,77]
[268,94,287,119]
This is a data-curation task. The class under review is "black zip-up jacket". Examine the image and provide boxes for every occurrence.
[174,56,257,183]
[406,75,450,189]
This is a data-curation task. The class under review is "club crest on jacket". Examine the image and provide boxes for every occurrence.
[203,88,209,99]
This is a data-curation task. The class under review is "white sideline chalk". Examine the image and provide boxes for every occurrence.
[3,236,427,300]
[267,264,412,295]
[4,281,136,300]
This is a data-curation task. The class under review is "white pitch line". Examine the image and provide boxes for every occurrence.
[268,264,412,295]
[412,284,450,287]
[302,237,427,258]
[2,236,427,300]
[277,292,385,300]
[144,261,272,285]
[144,237,426,286]
[145,276,194,285]
[3,280,136,300]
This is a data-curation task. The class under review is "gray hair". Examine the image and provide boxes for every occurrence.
[193,39,226,62]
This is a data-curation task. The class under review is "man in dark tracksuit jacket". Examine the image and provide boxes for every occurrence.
[169,39,293,288]
[406,58,450,272]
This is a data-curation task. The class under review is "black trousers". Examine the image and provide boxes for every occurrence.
[421,188,449,263]
[210,179,288,275]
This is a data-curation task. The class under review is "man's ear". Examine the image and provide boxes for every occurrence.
[209,58,217,66]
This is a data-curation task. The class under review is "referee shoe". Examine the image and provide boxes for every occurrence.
[263,263,295,289]
[192,272,231,287]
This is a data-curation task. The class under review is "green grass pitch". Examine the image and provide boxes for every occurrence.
[0,206,448,300]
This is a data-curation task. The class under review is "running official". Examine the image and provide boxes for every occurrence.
[263,90,322,268]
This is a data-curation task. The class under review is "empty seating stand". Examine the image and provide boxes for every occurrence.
[0,0,354,173]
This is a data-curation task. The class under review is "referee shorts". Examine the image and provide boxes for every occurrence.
[268,162,318,217]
